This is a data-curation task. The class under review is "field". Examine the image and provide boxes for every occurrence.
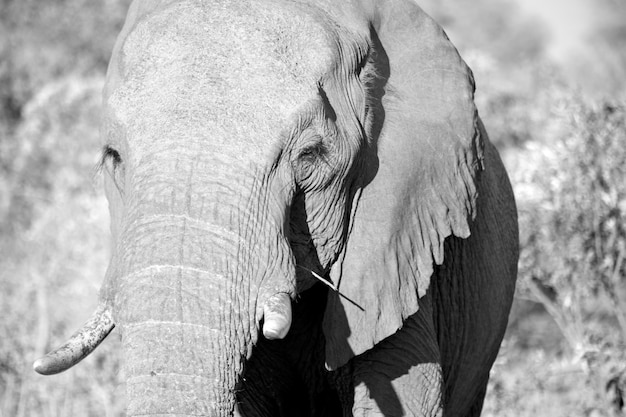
[1,1,625,415]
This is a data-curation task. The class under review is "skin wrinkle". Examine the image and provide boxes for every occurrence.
[244,170,296,304]
[130,409,222,415]
[133,176,245,203]
[127,373,220,384]
[289,98,362,273]
[116,210,266,270]
[177,156,195,332]
[115,262,229,278]
[291,36,371,273]
[226,181,265,361]
[272,108,328,292]
[123,282,225,310]
[124,321,221,331]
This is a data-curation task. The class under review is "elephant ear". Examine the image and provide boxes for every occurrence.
[323,0,483,370]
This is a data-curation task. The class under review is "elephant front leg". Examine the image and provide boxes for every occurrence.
[350,296,444,417]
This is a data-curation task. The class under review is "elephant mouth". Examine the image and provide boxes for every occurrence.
[32,293,295,375]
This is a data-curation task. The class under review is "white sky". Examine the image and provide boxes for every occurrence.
[513,0,599,61]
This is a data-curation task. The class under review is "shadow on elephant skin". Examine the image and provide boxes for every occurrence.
[236,285,440,417]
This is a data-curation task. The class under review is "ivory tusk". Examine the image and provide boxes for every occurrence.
[262,293,292,340]
[33,304,115,375]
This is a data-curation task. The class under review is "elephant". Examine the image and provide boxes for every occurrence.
[34,0,518,416]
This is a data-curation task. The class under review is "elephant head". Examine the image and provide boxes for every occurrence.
[34,0,517,416]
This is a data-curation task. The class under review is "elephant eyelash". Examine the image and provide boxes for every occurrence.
[96,145,125,194]
[97,145,122,172]
[298,142,328,163]
[103,145,122,167]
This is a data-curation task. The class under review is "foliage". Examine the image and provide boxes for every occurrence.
[0,75,125,417]
[0,0,129,130]
[515,98,626,347]
[0,1,130,416]
[494,96,626,415]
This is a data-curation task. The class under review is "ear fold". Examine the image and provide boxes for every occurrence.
[323,0,483,370]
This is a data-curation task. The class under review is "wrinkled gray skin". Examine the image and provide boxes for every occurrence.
[37,0,518,416]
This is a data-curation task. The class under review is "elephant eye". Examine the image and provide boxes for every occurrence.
[298,142,328,164]
[293,138,333,187]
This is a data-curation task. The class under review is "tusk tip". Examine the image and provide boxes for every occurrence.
[33,357,56,375]
[33,353,74,375]
[262,293,292,340]
[32,304,115,376]
[262,321,290,340]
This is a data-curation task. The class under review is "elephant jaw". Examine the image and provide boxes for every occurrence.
[32,303,114,375]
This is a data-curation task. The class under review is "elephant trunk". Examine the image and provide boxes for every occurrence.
[114,187,294,416]
[116,223,253,416]
[121,292,245,416]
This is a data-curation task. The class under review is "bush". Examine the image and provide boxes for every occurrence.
[0,75,124,417]
[490,94,626,416]
[0,2,130,415]
[516,97,626,349]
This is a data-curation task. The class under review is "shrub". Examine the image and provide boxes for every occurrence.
[509,94,626,414]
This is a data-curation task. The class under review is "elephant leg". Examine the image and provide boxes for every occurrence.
[350,293,443,417]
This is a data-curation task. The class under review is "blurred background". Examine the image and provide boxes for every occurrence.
[0,0,624,415]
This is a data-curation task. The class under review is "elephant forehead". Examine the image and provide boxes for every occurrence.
[107,1,334,157]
